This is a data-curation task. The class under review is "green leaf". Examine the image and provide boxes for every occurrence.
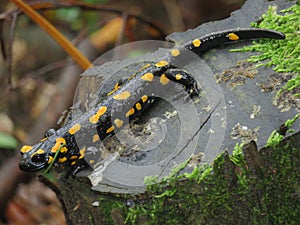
[0,132,18,149]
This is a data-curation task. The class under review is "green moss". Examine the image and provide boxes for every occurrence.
[233,5,299,73]
[122,122,299,224]
[257,142,300,224]
[230,143,244,167]
[266,113,299,147]
[230,143,249,188]
[232,4,300,96]
[285,113,299,128]
[277,73,300,96]
[88,214,95,225]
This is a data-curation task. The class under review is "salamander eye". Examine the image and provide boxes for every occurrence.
[45,129,56,137]
[31,153,46,163]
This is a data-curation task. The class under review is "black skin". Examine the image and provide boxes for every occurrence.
[19,28,285,175]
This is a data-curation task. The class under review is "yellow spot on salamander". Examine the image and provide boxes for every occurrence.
[40,137,48,142]
[141,95,148,103]
[51,138,67,153]
[69,123,81,135]
[128,73,136,80]
[70,155,78,160]
[58,157,67,163]
[136,102,142,110]
[227,33,239,41]
[89,115,98,124]
[113,91,131,100]
[107,82,121,96]
[192,39,201,47]
[114,119,124,128]
[176,74,183,80]
[31,149,45,158]
[20,145,33,153]
[128,63,152,80]
[140,63,151,71]
[155,60,169,68]
[57,137,66,144]
[79,148,86,159]
[89,106,107,124]
[160,74,169,85]
[171,49,180,57]
[126,108,135,117]
[71,161,76,166]
[36,149,45,154]
[31,149,45,161]
[92,134,100,143]
[48,156,53,164]
[141,73,154,82]
[106,126,115,133]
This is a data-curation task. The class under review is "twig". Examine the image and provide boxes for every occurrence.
[11,0,92,70]
[7,12,17,88]
[0,20,6,59]
[2,59,70,95]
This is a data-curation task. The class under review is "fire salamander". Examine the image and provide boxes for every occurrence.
[19,28,285,175]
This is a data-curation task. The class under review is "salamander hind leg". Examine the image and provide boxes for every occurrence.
[163,68,199,98]
[69,158,90,176]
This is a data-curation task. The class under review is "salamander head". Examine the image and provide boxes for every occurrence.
[19,133,69,172]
